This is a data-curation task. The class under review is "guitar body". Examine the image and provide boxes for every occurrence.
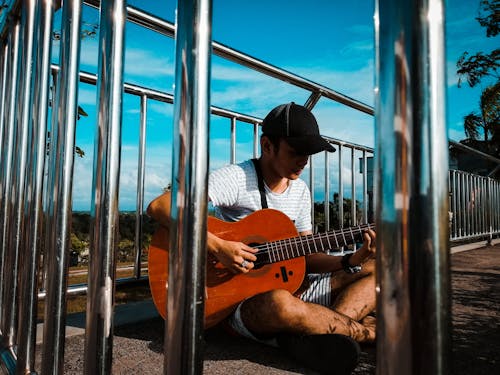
[148,209,306,328]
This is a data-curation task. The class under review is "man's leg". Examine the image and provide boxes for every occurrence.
[239,288,375,343]
[330,259,376,321]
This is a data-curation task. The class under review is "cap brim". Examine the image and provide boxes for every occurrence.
[285,135,336,155]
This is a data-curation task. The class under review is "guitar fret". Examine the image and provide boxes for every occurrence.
[325,231,333,249]
[256,222,374,266]
[279,239,285,262]
[271,241,277,263]
[349,227,355,244]
[311,234,318,254]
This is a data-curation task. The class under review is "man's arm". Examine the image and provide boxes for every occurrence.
[147,191,258,273]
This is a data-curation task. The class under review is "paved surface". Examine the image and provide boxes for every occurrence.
[34,243,500,374]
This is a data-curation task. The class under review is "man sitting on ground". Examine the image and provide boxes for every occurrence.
[147,102,376,374]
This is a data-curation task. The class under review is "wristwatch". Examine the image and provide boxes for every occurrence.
[341,253,362,274]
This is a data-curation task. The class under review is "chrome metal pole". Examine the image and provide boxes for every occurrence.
[134,94,147,279]
[375,1,451,374]
[351,148,356,225]
[0,17,21,348]
[362,150,368,224]
[338,144,344,228]
[17,0,53,372]
[309,155,315,230]
[253,123,259,158]
[0,42,7,160]
[41,0,82,372]
[325,151,330,231]
[84,0,126,373]
[0,39,9,325]
[230,117,236,164]
[166,0,212,373]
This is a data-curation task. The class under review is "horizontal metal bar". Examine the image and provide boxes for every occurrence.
[82,0,374,116]
[37,276,149,300]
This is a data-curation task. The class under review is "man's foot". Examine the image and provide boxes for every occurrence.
[277,333,360,374]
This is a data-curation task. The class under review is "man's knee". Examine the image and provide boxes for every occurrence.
[242,289,307,327]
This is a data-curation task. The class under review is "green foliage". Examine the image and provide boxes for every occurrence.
[70,232,88,254]
[69,212,158,266]
[477,0,500,37]
[456,0,499,88]
[457,0,500,158]
[457,50,499,87]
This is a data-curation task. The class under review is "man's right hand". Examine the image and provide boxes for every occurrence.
[207,233,258,274]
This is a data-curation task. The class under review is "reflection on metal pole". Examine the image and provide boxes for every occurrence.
[41,0,82,372]
[84,0,126,373]
[17,0,53,371]
[134,94,148,279]
[375,0,451,374]
[166,0,212,373]
[0,17,21,349]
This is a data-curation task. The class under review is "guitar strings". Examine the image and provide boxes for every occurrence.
[249,223,375,257]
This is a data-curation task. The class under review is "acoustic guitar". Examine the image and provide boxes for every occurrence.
[148,208,373,328]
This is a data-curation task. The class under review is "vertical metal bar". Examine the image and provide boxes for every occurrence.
[309,154,315,230]
[166,0,212,372]
[0,37,11,325]
[17,0,54,372]
[460,172,465,238]
[41,0,82,372]
[473,176,478,235]
[324,151,330,231]
[134,94,147,279]
[84,0,126,373]
[375,1,451,374]
[452,171,457,239]
[362,150,368,224]
[0,42,7,159]
[486,178,492,245]
[304,92,321,110]
[338,144,344,228]
[465,174,470,237]
[253,123,259,158]
[0,17,21,349]
[351,148,356,226]
[230,117,236,164]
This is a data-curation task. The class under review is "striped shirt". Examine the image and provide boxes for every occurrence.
[208,160,312,233]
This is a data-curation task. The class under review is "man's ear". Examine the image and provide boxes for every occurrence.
[260,135,273,155]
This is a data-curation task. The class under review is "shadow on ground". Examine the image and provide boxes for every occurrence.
[35,245,499,374]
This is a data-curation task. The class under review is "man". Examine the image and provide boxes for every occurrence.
[148,103,376,374]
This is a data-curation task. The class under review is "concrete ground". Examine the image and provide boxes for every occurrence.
[35,242,500,374]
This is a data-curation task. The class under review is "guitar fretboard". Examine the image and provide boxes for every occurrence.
[254,223,374,266]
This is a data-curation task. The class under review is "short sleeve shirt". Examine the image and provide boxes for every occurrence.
[208,160,312,233]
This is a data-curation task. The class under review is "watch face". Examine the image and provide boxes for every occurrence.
[349,265,362,274]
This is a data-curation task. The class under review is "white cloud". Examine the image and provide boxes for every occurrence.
[124,48,174,78]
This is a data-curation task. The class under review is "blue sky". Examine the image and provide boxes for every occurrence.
[44,0,498,211]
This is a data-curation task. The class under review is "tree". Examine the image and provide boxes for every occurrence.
[457,0,500,88]
[457,0,500,157]
[463,81,500,143]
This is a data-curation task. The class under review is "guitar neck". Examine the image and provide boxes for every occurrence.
[256,223,374,266]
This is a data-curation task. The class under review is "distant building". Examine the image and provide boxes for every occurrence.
[449,139,500,179]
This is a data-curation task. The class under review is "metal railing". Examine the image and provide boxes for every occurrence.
[0,0,495,374]
[449,170,500,243]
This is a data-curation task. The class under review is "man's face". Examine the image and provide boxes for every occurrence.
[270,139,310,180]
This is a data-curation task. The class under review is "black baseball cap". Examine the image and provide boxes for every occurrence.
[261,102,336,155]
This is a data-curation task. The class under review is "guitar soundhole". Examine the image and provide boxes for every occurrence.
[248,243,265,270]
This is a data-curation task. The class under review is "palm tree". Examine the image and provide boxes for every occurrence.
[463,81,500,155]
